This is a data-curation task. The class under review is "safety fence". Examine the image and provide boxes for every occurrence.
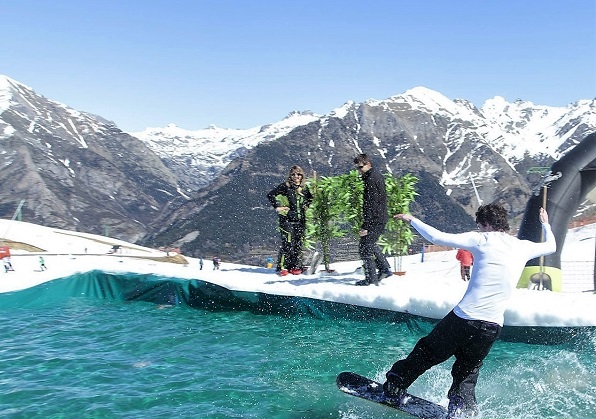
[561,260,596,293]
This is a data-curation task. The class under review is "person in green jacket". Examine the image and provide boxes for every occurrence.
[39,255,47,271]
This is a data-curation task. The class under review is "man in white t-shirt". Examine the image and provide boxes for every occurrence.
[383,203,556,418]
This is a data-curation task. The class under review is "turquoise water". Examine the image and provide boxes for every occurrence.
[0,273,595,418]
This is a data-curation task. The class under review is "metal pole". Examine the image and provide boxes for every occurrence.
[11,200,25,221]
[538,186,547,289]
[469,174,482,206]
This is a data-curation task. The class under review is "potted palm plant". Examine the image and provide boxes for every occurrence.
[379,173,418,275]
[304,173,346,272]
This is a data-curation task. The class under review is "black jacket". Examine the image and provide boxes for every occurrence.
[361,167,388,229]
[267,182,313,223]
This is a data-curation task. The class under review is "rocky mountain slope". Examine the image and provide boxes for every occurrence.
[0,75,185,242]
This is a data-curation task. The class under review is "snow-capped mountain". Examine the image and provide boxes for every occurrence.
[131,86,595,197]
[131,111,320,191]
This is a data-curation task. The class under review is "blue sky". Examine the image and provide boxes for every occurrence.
[1,0,595,132]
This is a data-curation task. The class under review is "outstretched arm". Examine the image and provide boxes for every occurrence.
[394,213,481,248]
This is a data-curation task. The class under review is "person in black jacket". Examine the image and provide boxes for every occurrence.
[267,165,313,275]
[353,154,392,285]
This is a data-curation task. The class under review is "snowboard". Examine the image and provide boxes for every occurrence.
[336,372,448,419]
[306,251,324,275]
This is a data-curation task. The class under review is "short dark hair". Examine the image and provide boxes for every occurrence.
[475,203,510,232]
[353,154,372,166]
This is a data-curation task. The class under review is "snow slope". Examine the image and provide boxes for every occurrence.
[0,219,594,328]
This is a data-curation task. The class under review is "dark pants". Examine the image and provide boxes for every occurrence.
[277,221,305,271]
[460,265,471,281]
[359,224,391,283]
[387,311,501,410]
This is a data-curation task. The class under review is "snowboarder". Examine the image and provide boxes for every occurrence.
[3,257,14,273]
[383,204,556,418]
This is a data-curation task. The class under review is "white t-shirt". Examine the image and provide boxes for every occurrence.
[411,218,556,326]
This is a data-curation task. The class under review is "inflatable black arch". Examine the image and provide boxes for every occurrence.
[517,132,596,291]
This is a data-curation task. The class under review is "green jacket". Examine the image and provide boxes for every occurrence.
[267,182,313,223]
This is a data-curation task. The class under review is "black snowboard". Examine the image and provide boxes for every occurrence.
[336,372,448,418]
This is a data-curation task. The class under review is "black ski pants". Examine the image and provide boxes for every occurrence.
[387,310,501,409]
[277,220,305,271]
[359,224,391,283]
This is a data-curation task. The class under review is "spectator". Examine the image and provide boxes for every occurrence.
[456,249,473,281]
[353,154,392,286]
[267,165,313,276]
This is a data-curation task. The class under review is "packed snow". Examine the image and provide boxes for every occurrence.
[0,219,595,328]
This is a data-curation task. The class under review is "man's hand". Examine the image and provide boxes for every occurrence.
[539,207,549,224]
[394,213,413,223]
[359,229,368,237]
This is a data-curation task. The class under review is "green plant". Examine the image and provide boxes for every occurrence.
[379,173,418,272]
[304,170,417,272]
[305,174,347,270]
[335,170,364,238]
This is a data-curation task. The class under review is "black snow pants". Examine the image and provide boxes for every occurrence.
[387,310,501,410]
[359,224,391,283]
[277,220,305,271]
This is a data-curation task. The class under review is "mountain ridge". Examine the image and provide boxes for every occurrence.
[131,85,595,194]
[1,74,595,263]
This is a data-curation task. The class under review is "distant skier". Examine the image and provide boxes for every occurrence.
[39,256,47,271]
[213,257,220,270]
[199,257,204,270]
[3,257,14,273]
[455,249,473,281]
